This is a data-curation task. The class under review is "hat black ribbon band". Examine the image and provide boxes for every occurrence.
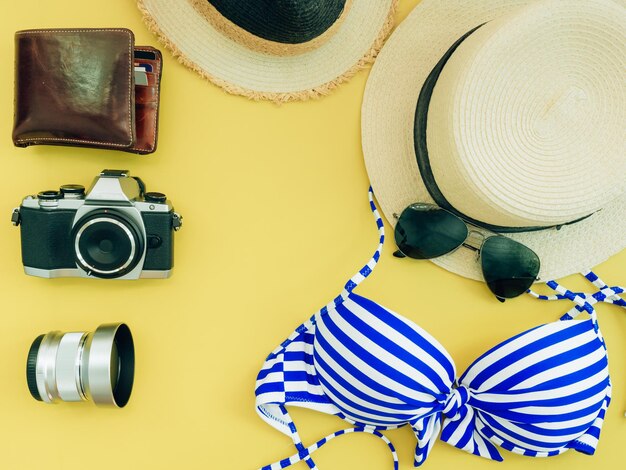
[413,24,592,234]
[208,0,347,45]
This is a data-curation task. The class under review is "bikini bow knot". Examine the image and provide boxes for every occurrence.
[442,384,471,421]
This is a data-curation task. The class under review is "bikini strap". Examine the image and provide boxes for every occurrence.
[341,187,385,295]
[259,426,399,470]
[318,187,385,316]
[527,270,625,323]
[267,187,384,360]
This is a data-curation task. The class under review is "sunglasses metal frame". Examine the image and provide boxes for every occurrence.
[393,203,541,301]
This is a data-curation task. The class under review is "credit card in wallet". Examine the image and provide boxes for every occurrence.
[134,50,157,61]
[134,70,148,86]
[134,62,153,72]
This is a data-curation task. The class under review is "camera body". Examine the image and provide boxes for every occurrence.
[12,170,182,279]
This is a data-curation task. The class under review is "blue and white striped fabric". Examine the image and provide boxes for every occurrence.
[255,188,620,469]
[527,270,625,320]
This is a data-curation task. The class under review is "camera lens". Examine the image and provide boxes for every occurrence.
[72,210,144,278]
[26,323,134,407]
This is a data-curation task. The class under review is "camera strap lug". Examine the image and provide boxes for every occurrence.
[11,208,21,226]
[172,212,183,231]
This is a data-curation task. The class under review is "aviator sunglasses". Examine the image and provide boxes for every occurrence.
[393,203,541,301]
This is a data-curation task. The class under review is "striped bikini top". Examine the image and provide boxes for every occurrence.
[255,188,625,469]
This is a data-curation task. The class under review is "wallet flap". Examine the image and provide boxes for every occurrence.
[13,28,136,149]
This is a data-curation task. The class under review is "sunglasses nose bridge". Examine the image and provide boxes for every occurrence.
[463,230,488,260]
[466,229,486,242]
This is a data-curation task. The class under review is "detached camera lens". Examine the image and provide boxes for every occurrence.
[26,323,134,407]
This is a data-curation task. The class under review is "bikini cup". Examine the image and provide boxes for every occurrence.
[255,188,625,469]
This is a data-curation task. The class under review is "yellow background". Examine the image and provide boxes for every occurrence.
[0,1,624,469]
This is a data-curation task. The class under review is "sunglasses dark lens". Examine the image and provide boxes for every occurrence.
[481,236,540,299]
[395,205,468,259]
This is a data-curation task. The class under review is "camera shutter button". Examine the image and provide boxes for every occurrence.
[60,184,86,198]
[145,192,166,204]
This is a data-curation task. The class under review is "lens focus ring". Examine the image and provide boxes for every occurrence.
[26,335,45,401]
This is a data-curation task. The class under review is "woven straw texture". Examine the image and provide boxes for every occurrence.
[137,0,396,102]
[362,0,626,282]
[189,0,353,56]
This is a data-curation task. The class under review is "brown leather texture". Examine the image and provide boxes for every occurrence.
[132,47,162,154]
[13,28,161,155]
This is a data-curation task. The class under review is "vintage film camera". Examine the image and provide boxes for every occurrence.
[12,170,182,279]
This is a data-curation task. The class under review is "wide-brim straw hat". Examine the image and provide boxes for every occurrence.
[363,0,626,282]
[137,0,397,102]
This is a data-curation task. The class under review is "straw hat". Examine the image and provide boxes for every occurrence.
[137,0,397,102]
[362,0,626,282]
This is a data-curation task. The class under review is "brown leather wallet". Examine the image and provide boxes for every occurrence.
[13,28,162,154]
